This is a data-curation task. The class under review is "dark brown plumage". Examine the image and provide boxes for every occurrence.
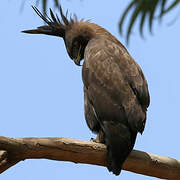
[22,6,150,175]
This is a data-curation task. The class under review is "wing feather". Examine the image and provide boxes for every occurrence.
[82,38,149,133]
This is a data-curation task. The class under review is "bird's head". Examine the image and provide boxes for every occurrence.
[64,26,92,66]
[22,6,93,66]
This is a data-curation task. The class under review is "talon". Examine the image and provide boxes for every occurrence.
[93,138,101,143]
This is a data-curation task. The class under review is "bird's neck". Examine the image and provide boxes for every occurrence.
[71,21,125,48]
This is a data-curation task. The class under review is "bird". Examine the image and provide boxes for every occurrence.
[22,5,150,175]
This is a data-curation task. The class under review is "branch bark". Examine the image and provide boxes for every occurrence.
[0,136,180,179]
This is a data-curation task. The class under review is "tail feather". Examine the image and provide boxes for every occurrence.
[103,121,137,175]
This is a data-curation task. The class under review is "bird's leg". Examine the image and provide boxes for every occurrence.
[92,130,105,143]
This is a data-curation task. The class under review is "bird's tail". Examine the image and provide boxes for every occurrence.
[103,121,137,175]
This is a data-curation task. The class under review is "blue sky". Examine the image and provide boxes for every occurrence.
[1,1,180,179]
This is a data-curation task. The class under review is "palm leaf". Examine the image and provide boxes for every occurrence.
[140,10,147,38]
[119,0,180,43]
[148,0,159,33]
[42,0,47,15]
[163,0,180,14]
[126,1,144,44]
[119,1,135,35]
[159,0,167,18]
[54,0,60,8]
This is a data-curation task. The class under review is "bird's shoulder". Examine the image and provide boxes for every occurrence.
[84,37,127,62]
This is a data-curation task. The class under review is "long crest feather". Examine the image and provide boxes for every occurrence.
[32,6,51,24]
[31,5,67,27]
[49,8,58,23]
[23,5,80,37]
[59,5,69,25]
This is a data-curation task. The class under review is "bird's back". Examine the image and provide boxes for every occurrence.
[83,37,149,175]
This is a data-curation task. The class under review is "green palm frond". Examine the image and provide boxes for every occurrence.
[164,0,180,14]
[119,0,180,44]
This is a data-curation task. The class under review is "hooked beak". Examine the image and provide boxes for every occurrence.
[73,45,82,66]
[73,57,81,66]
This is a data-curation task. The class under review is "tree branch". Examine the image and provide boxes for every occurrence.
[0,136,180,179]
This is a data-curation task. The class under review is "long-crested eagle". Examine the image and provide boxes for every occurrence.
[22,6,150,175]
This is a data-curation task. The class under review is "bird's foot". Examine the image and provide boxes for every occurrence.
[90,137,101,143]
[91,131,105,143]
